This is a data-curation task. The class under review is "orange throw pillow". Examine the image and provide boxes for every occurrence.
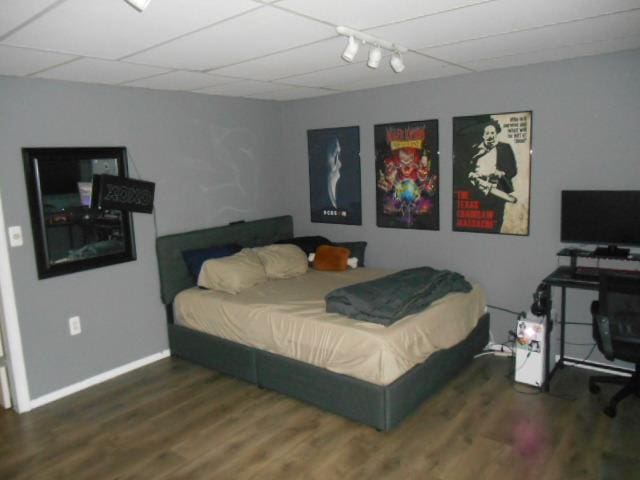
[313,245,350,271]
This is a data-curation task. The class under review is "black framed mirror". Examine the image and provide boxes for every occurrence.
[23,147,136,279]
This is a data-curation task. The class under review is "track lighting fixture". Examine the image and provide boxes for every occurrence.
[390,52,405,73]
[342,36,359,63]
[337,26,408,73]
[125,0,152,12]
[367,46,382,69]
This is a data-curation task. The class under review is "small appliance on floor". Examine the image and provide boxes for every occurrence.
[515,313,546,387]
[514,284,549,387]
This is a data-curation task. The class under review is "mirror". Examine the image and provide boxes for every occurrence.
[23,147,136,279]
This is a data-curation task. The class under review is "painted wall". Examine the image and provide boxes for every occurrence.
[1,49,639,400]
[0,76,285,398]
[279,49,640,364]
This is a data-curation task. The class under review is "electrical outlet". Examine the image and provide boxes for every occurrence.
[68,316,81,336]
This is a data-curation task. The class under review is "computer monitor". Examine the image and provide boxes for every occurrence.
[561,190,640,256]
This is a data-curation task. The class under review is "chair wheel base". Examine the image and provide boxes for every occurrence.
[589,383,600,394]
[604,405,617,418]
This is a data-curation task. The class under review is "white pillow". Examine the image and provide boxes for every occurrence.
[197,248,267,294]
[254,244,308,279]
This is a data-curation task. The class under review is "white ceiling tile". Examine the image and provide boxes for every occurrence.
[247,86,336,101]
[1,0,639,100]
[195,80,288,97]
[277,0,491,29]
[464,34,640,71]
[3,0,259,59]
[281,62,383,89]
[425,10,640,63]
[369,0,640,49]
[127,7,336,71]
[33,58,169,85]
[282,52,469,90]
[0,44,76,76]
[338,64,471,92]
[0,0,60,38]
[123,70,237,90]
[210,37,348,81]
[386,55,471,81]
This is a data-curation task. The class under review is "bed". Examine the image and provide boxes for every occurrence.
[157,215,489,431]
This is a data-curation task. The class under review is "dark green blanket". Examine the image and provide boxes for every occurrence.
[325,267,472,326]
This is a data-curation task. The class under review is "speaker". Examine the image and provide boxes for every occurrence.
[91,174,155,214]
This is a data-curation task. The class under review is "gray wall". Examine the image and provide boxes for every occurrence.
[280,49,640,364]
[2,49,639,400]
[0,76,285,398]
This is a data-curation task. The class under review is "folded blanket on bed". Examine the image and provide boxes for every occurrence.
[325,267,472,326]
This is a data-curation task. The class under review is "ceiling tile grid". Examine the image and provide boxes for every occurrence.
[123,70,238,91]
[33,58,169,85]
[0,0,638,100]
[423,9,640,65]
[125,7,337,71]
[0,44,77,76]
[2,0,261,59]
[465,34,640,71]
[368,0,640,50]
[194,79,292,97]
[0,0,61,38]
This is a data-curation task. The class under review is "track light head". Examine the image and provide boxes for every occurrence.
[125,0,152,12]
[342,36,359,62]
[367,46,382,69]
[336,26,407,72]
[390,52,405,73]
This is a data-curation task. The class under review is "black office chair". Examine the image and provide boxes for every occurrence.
[588,273,640,417]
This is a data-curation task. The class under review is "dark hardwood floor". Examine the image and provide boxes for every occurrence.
[0,356,638,480]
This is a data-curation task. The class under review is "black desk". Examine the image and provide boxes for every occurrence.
[542,265,640,390]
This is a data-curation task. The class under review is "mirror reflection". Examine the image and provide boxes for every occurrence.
[23,147,136,279]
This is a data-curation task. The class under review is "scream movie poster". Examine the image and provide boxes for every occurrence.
[452,111,532,235]
[375,120,439,230]
[308,126,362,225]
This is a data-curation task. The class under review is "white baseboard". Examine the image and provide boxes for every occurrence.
[30,349,171,410]
[557,355,633,377]
[0,367,12,409]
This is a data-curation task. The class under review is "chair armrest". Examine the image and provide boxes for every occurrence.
[595,313,615,360]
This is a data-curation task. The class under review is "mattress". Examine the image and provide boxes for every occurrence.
[174,268,486,386]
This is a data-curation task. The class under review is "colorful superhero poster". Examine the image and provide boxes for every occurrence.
[452,112,532,235]
[375,120,439,230]
[308,126,362,225]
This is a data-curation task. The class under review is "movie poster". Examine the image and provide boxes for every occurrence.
[308,126,361,225]
[452,111,532,235]
[375,120,439,230]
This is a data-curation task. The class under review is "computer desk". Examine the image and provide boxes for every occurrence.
[541,265,640,391]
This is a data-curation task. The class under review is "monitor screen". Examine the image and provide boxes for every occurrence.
[561,190,640,246]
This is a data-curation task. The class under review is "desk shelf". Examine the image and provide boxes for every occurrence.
[557,248,640,262]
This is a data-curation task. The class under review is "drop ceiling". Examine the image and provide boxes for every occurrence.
[1,0,639,101]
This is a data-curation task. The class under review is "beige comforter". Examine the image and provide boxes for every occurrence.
[174,268,486,386]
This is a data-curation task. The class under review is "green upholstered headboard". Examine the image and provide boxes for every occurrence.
[156,215,293,305]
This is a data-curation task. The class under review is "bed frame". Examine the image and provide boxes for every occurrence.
[156,215,489,431]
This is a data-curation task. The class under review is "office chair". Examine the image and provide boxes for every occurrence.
[588,273,640,417]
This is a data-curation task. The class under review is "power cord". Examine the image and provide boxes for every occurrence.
[476,307,522,359]
[487,304,525,316]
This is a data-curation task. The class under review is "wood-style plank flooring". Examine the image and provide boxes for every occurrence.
[1,356,638,480]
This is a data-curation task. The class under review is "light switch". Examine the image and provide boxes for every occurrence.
[8,226,23,247]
